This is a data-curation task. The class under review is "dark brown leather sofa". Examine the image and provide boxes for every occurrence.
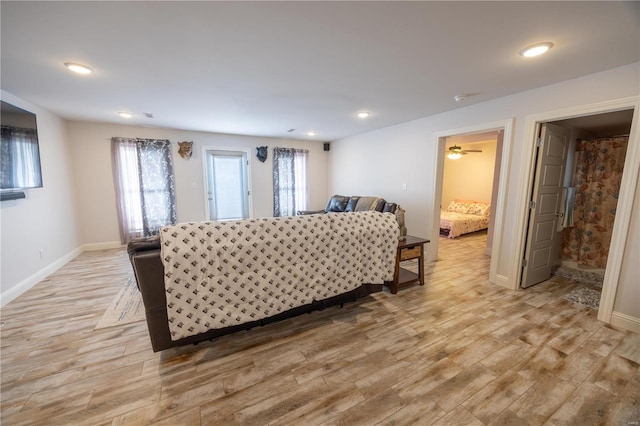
[127,236,382,352]
[297,194,398,215]
[298,195,407,239]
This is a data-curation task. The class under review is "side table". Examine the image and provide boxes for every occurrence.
[387,235,430,294]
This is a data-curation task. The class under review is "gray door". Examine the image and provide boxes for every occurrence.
[521,123,570,288]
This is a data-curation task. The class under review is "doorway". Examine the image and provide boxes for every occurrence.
[553,111,633,286]
[441,132,501,257]
[520,109,634,289]
[203,148,252,221]
[513,98,639,325]
[432,119,514,285]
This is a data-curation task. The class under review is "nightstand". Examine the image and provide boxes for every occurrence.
[387,235,430,294]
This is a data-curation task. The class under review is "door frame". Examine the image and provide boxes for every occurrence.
[201,146,254,221]
[432,118,514,285]
[511,96,639,324]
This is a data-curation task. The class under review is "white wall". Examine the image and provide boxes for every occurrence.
[67,121,329,246]
[328,62,640,325]
[2,64,638,327]
[442,140,497,209]
[1,91,82,305]
[613,169,640,320]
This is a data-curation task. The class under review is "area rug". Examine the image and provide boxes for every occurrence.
[562,287,601,310]
[553,266,604,288]
[95,276,145,329]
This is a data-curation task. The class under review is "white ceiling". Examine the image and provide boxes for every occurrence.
[1,1,638,142]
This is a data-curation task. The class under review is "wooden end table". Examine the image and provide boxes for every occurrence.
[387,235,430,294]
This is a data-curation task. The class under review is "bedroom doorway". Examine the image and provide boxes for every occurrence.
[441,132,501,256]
[432,119,513,285]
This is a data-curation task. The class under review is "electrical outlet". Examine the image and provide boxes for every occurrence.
[402,183,407,191]
[39,249,44,259]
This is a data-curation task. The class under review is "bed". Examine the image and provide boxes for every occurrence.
[440,199,491,239]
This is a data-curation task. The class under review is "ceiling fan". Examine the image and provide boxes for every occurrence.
[447,145,482,159]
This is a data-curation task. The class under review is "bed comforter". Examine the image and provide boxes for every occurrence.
[440,211,490,239]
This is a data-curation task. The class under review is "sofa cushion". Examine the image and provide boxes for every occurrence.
[382,202,397,213]
[395,205,407,238]
[345,197,360,212]
[127,235,161,256]
[325,195,349,212]
[355,196,385,212]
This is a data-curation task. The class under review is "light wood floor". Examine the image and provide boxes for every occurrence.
[1,232,638,425]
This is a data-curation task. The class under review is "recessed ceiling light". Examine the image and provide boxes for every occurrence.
[118,112,133,119]
[454,95,466,102]
[307,131,316,136]
[64,62,94,74]
[357,111,371,118]
[519,42,553,58]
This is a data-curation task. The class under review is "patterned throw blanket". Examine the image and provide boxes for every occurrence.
[160,211,399,340]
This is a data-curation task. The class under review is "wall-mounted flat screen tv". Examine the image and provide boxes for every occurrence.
[1,100,43,191]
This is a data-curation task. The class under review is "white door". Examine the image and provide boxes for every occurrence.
[205,150,250,221]
[521,123,570,288]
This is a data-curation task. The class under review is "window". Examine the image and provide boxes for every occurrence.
[273,147,309,217]
[205,150,250,221]
[0,125,42,189]
[111,137,177,244]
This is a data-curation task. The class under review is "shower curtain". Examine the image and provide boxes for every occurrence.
[561,136,628,268]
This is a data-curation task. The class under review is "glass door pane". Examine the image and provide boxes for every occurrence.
[206,150,249,221]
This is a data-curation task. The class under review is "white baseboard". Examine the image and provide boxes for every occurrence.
[0,246,83,307]
[610,311,640,334]
[83,241,123,251]
[495,274,509,289]
[1,242,126,307]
